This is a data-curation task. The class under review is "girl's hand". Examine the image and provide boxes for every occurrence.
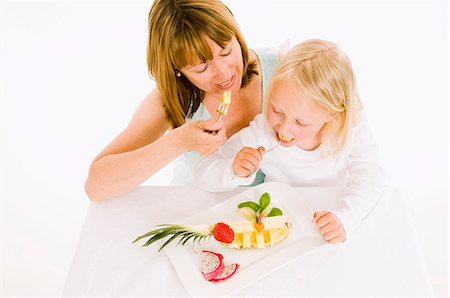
[232,146,265,178]
[312,211,346,244]
[175,119,227,155]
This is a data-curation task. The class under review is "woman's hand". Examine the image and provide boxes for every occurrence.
[312,211,346,244]
[174,119,227,155]
[232,146,265,178]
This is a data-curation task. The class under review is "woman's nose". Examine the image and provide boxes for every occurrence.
[213,61,231,81]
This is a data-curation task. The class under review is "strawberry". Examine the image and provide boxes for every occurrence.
[212,222,234,243]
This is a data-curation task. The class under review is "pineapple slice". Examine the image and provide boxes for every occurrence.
[220,215,290,249]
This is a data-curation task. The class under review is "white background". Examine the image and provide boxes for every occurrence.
[1,1,448,296]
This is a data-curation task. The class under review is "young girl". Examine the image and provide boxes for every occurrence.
[194,39,385,243]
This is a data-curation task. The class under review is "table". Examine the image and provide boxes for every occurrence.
[62,184,433,296]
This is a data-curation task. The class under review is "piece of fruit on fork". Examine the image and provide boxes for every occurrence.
[216,91,232,119]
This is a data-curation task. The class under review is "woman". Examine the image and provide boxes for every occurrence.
[85,0,280,200]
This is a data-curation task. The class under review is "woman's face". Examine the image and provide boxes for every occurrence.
[266,78,332,149]
[180,36,243,97]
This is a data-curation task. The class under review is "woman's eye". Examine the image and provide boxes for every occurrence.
[221,48,232,56]
[296,120,307,127]
[194,64,208,73]
[221,42,233,56]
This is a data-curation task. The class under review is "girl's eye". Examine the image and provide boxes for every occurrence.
[296,120,308,127]
[272,106,282,114]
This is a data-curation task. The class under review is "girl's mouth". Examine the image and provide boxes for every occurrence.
[276,132,295,145]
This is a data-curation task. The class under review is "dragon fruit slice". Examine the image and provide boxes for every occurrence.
[201,250,224,281]
[211,263,240,282]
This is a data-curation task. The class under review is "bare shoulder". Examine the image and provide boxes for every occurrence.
[93,88,170,160]
[129,88,170,131]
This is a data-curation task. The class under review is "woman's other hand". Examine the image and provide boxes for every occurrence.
[174,119,227,156]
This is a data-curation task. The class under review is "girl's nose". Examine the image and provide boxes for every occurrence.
[278,122,292,138]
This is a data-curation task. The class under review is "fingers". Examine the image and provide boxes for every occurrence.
[256,146,265,155]
[233,147,265,177]
[184,120,227,155]
[240,148,264,164]
[196,119,224,131]
[312,211,327,224]
[313,211,346,244]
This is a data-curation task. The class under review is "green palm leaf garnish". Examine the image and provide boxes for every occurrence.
[133,223,212,252]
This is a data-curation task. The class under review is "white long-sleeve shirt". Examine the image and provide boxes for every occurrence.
[194,113,385,236]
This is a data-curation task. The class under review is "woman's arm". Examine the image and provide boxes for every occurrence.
[85,88,226,201]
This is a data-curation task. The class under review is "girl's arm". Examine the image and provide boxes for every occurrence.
[85,88,226,201]
[332,113,385,237]
[194,114,268,192]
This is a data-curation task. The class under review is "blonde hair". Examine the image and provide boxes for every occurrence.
[266,39,362,156]
[147,0,258,128]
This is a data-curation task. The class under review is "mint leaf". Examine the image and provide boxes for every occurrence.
[259,192,270,211]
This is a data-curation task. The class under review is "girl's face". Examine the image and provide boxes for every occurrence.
[180,36,243,97]
[266,78,333,150]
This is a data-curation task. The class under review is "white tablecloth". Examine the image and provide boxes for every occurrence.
[62,185,433,296]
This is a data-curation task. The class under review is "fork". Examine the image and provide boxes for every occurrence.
[212,91,232,135]
[265,140,281,153]
[216,91,232,121]
[232,141,281,180]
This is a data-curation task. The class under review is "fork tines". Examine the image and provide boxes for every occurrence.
[216,91,232,121]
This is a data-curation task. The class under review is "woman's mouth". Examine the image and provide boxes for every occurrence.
[216,75,235,90]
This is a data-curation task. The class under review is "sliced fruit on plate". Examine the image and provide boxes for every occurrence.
[201,250,224,281]
[132,216,289,250]
[222,215,290,249]
[211,263,240,282]
[132,192,290,251]
[230,192,290,249]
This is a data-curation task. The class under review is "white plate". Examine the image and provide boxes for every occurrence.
[164,182,327,297]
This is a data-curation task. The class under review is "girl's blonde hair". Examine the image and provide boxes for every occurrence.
[266,39,362,156]
[147,0,258,128]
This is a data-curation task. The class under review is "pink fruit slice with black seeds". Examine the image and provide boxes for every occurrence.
[211,263,240,282]
[201,250,224,281]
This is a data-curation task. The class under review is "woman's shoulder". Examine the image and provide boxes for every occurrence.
[252,47,279,69]
[129,87,171,130]
[252,39,290,64]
